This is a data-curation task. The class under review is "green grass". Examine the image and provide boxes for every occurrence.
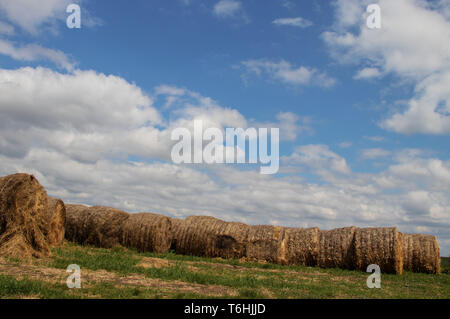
[0,274,81,299]
[441,257,450,272]
[51,245,140,274]
[1,243,449,299]
[0,274,213,299]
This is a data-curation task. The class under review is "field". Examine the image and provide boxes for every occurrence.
[0,242,449,299]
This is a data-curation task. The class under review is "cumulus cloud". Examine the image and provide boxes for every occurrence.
[402,191,433,216]
[240,59,336,88]
[323,0,450,135]
[0,0,103,33]
[283,144,351,175]
[0,0,72,34]
[250,112,311,142]
[0,67,256,164]
[272,17,313,28]
[382,71,450,134]
[0,67,163,161]
[0,39,74,71]
[387,157,450,191]
[0,1,102,70]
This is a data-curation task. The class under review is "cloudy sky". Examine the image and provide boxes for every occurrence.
[0,0,449,255]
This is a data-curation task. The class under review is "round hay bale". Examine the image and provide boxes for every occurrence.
[169,217,191,255]
[245,225,285,264]
[353,227,403,274]
[0,173,50,259]
[44,197,66,246]
[172,216,249,259]
[65,205,130,248]
[120,213,172,253]
[169,217,186,251]
[402,233,440,274]
[317,227,356,269]
[282,227,319,266]
[65,204,91,244]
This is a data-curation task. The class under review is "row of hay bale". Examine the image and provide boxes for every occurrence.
[65,205,172,253]
[0,173,441,274]
[0,174,66,259]
[169,216,410,274]
[64,206,441,274]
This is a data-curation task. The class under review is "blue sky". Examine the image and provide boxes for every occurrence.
[0,0,449,255]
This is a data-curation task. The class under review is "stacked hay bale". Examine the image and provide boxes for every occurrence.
[353,227,404,274]
[65,205,130,248]
[402,233,440,274]
[120,213,172,253]
[0,173,59,259]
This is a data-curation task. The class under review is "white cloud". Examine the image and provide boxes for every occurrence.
[283,144,351,175]
[354,67,382,80]
[324,0,450,77]
[0,67,252,163]
[154,85,188,109]
[382,71,450,134]
[0,1,103,70]
[361,148,391,160]
[0,20,14,35]
[434,0,450,19]
[281,1,295,10]
[324,0,450,135]
[0,0,72,34]
[332,0,370,29]
[251,112,311,142]
[0,0,102,34]
[272,17,312,28]
[213,0,242,18]
[0,67,163,161]
[402,191,433,216]
[154,85,186,97]
[0,39,74,71]
[240,59,336,88]
[387,157,450,191]
[0,67,159,129]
